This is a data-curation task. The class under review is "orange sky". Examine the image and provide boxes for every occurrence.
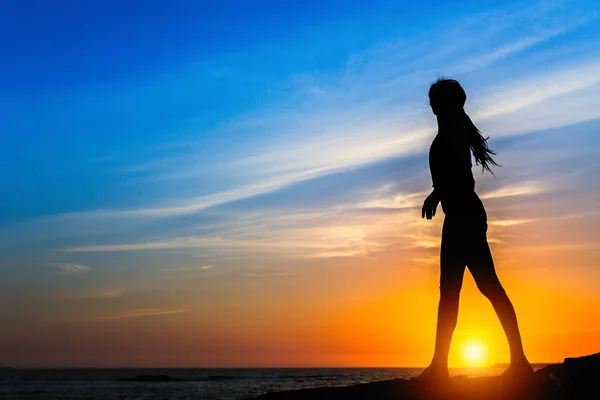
[2,196,599,367]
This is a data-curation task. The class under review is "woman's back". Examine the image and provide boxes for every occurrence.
[428,125,482,217]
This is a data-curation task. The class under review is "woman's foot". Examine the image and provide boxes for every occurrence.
[500,359,534,380]
[411,363,449,382]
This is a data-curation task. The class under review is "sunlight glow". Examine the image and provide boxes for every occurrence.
[460,338,489,368]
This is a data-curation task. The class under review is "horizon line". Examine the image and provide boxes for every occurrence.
[1,362,561,370]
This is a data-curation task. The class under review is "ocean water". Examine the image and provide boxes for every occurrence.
[0,366,541,400]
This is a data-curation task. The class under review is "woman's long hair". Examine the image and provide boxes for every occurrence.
[429,78,500,174]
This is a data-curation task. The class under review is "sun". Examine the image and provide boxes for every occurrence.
[460,338,489,368]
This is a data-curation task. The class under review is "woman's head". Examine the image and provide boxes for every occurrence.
[429,77,500,174]
[428,78,466,116]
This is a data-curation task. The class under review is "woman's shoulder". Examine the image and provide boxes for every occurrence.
[435,128,469,147]
[430,130,470,160]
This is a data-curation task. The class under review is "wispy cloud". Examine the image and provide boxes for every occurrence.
[45,167,333,221]
[53,263,92,273]
[480,181,545,199]
[61,231,384,259]
[473,59,600,123]
[515,242,598,252]
[488,219,534,227]
[60,208,413,260]
[413,256,439,265]
[162,265,214,272]
[247,270,295,278]
[92,307,190,321]
[451,28,571,74]
[57,174,558,263]
[356,191,428,210]
[35,0,597,224]
[63,237,235,253]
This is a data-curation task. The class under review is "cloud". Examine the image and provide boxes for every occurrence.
[163,265,214,272]
[59,207,413,260]
[450,29,570,74]
[58,173,557,264]
[45,167,333,221]
[53,263,92,273]
[62,237,234,253]
[413,256,439,265]
[92,307,190,321]
[247,270,295,278]
[472,59,600,123]
[480,181,545,199]
[488,219,534,227]
[35,0,597,224]
[356,191,428,210]
[61,232,384,258]
[515,243,598,252]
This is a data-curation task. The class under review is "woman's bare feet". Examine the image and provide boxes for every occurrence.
[411,363,449,382]
[500,358,534,380]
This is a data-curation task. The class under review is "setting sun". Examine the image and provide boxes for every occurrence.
[460,339,489,368]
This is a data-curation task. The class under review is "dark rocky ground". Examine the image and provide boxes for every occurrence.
[250,352,600,400]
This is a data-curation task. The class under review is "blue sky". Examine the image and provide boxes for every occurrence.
[1,0,600,367]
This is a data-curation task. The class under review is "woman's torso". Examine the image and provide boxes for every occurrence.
[429,130,486,221]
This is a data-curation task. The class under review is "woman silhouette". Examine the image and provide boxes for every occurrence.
[416,78,533,380]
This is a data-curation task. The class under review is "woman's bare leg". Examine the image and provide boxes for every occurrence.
[431,256,466,369]
[467,237,532,373]
[414,218,466,380]
[414,286,463,380]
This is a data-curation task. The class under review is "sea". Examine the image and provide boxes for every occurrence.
[0,365,549,400]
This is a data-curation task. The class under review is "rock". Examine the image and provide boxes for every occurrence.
[248,352,600,400]
[535,352,600,399]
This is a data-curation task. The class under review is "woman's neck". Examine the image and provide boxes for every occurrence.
[437,113,466,135]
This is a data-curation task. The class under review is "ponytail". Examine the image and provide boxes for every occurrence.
[464,112,500,174]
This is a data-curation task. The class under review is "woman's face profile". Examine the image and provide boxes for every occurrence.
[428,90,441,116]
[428,89,438,116]
[429,100,439,116]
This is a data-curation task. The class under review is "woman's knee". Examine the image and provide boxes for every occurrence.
[477,280,506,300]
[439,284,462,302]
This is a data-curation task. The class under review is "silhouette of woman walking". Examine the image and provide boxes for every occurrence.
[416,78,533,380]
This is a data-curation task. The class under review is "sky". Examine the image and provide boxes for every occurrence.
[1,0,599,368]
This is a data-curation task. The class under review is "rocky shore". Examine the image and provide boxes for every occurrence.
[250,352,600,400]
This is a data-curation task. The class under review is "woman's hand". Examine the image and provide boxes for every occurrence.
[422,190,440,220]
